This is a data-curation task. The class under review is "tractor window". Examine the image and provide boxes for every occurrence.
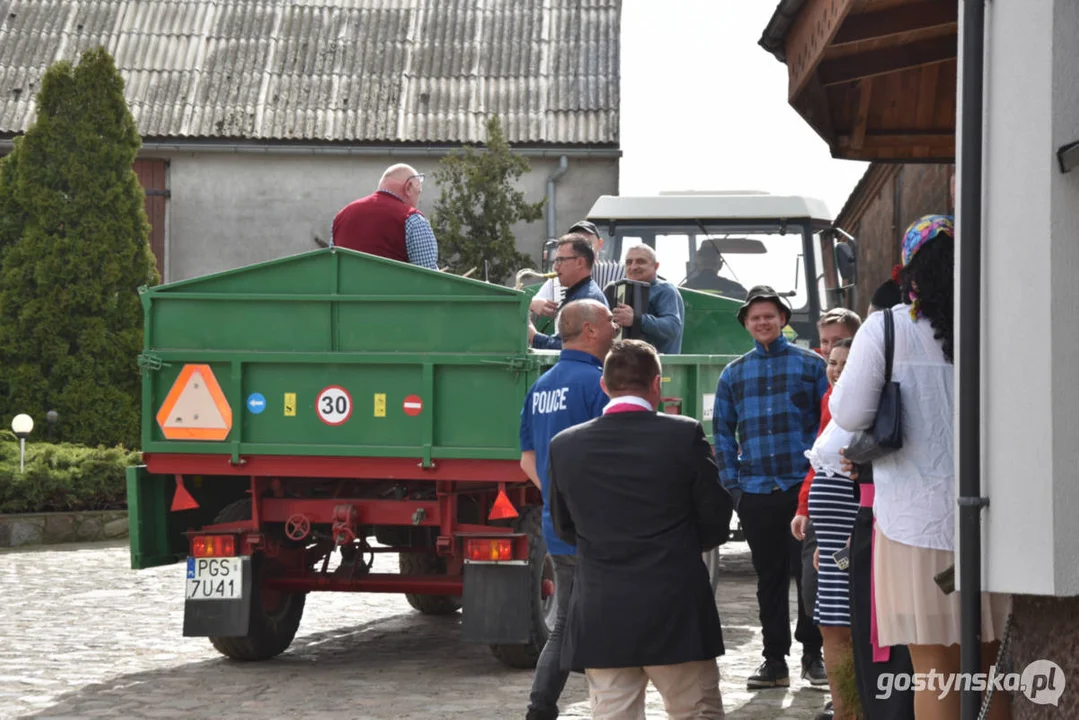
[607,230,810,310]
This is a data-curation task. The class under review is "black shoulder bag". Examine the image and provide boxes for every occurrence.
[843,309,903,465]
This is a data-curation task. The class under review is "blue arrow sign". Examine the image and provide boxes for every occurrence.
[247,393,267,414]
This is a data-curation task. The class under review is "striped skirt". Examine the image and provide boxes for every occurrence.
[808,472,860,627]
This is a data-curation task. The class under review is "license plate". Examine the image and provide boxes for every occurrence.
[186,557,243,600]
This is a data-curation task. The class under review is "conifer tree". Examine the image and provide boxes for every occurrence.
[0,47,158,448]
[429,116,545,284]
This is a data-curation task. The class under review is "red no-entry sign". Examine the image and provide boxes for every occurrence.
[403,395,423,416]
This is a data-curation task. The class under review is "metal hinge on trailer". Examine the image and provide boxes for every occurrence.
[137,352,171,373]
[481,356,540,378]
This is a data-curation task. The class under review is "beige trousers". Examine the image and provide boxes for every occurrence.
[585,659,725,719]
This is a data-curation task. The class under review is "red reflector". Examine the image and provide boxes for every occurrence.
[192,534,236,558]
[465,538,513,562]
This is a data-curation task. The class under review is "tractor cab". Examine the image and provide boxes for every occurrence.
[584,192,859,349]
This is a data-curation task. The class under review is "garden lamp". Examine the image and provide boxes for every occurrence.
[46,410,58,441]
[10,413,33,473]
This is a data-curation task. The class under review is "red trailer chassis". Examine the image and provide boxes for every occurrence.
[149,453,552,667]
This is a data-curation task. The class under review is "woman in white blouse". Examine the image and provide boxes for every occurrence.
[829,215,1011,720]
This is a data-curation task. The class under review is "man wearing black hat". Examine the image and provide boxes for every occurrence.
[530,221,625,318]
[712,286,828,690]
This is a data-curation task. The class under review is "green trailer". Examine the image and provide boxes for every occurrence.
[128,247,740,667]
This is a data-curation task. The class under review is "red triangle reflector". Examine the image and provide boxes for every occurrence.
[171,476,199,511]
[488,486,518,520]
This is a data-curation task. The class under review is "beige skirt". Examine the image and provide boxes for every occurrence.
[873,523,1011,647]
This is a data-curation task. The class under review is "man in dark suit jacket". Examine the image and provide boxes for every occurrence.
[548,339,734,719]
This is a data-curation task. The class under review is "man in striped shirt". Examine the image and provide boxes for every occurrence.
[712,285,828,690]
[530,221,624,317]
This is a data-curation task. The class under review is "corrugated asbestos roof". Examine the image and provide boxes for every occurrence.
[0,0,620,145]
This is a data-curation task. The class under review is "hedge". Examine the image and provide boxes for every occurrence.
[0,432,139,514]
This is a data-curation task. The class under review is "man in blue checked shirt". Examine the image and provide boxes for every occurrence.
[519,298,617,720]
[713,285,828,691]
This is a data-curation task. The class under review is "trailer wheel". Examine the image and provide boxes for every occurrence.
[399,552,462,615]
[489,506,553,669]
[208,499,306,662]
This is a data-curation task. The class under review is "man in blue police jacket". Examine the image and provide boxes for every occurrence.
[613,244,685,354]
[529,235,609,350]
[519,299,618,720]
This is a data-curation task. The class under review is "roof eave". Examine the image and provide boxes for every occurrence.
[758,0,807,63]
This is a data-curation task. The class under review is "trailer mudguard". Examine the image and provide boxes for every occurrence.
[460,563,534,644]
[183,556,253,637]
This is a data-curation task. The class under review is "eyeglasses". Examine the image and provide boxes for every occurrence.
[408,173,425,184]
[552,255,583,265]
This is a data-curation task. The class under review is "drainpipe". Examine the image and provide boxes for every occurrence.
[545,156,569,241]
[958,1,988,719]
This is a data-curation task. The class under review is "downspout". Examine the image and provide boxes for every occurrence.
[958,1,988,719]
[545,156,569,240]
[892,165,904,254]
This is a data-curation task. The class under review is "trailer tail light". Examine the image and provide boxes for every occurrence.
[192,534,236,558]
[465,538,514,562]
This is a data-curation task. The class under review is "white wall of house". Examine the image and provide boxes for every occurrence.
[973,0,1079,595]
[145,149,619,283]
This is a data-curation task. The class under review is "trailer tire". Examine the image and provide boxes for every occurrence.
[208,499,306,662]
[399,552,462,615]
[489,506,552,669]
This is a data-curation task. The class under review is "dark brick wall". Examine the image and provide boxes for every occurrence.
[1009,594,1078,719]
[841,163,954,314]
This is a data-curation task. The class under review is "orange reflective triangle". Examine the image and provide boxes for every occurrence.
[488,487,519,520]
[156,364,233,441]
[171,476,199,511]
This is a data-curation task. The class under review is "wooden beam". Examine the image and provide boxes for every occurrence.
[834,145,956,162]
[796,74,836,147]
[837,132,954,149]
[850,78,873,151]
[819,34,956,86]
[832,1,958,46]
[785,0,857,102]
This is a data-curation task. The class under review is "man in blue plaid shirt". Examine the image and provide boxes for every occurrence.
[712,285,828,691]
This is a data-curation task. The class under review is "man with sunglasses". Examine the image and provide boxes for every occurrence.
[529,234,609,350]
[332,163,439,269]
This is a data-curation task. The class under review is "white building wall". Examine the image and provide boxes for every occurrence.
[975,0,1079,595]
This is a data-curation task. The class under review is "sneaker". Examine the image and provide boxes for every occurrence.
[802,655,828,686]
[747,659,791,689]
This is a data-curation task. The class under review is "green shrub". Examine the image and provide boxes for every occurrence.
[0,433,139,514]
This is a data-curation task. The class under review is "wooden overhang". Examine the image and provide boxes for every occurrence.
[760,0,958,162]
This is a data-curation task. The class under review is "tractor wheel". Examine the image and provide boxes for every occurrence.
[399,552,462,615]
[208,499,306,662]
[489,506,555,669]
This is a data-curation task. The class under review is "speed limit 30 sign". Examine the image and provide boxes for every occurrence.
[316,386,353,426]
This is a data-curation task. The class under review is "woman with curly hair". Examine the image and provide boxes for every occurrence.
[829,215,1012,720]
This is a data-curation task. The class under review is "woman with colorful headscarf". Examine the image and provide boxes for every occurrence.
[829,215,1012,719]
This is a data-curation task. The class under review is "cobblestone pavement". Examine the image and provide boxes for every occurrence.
[1,540,830,719]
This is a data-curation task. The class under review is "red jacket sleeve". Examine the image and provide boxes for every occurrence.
[797,388,833,518]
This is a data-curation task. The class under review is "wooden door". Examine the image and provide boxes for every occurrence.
[133,159,168,279]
